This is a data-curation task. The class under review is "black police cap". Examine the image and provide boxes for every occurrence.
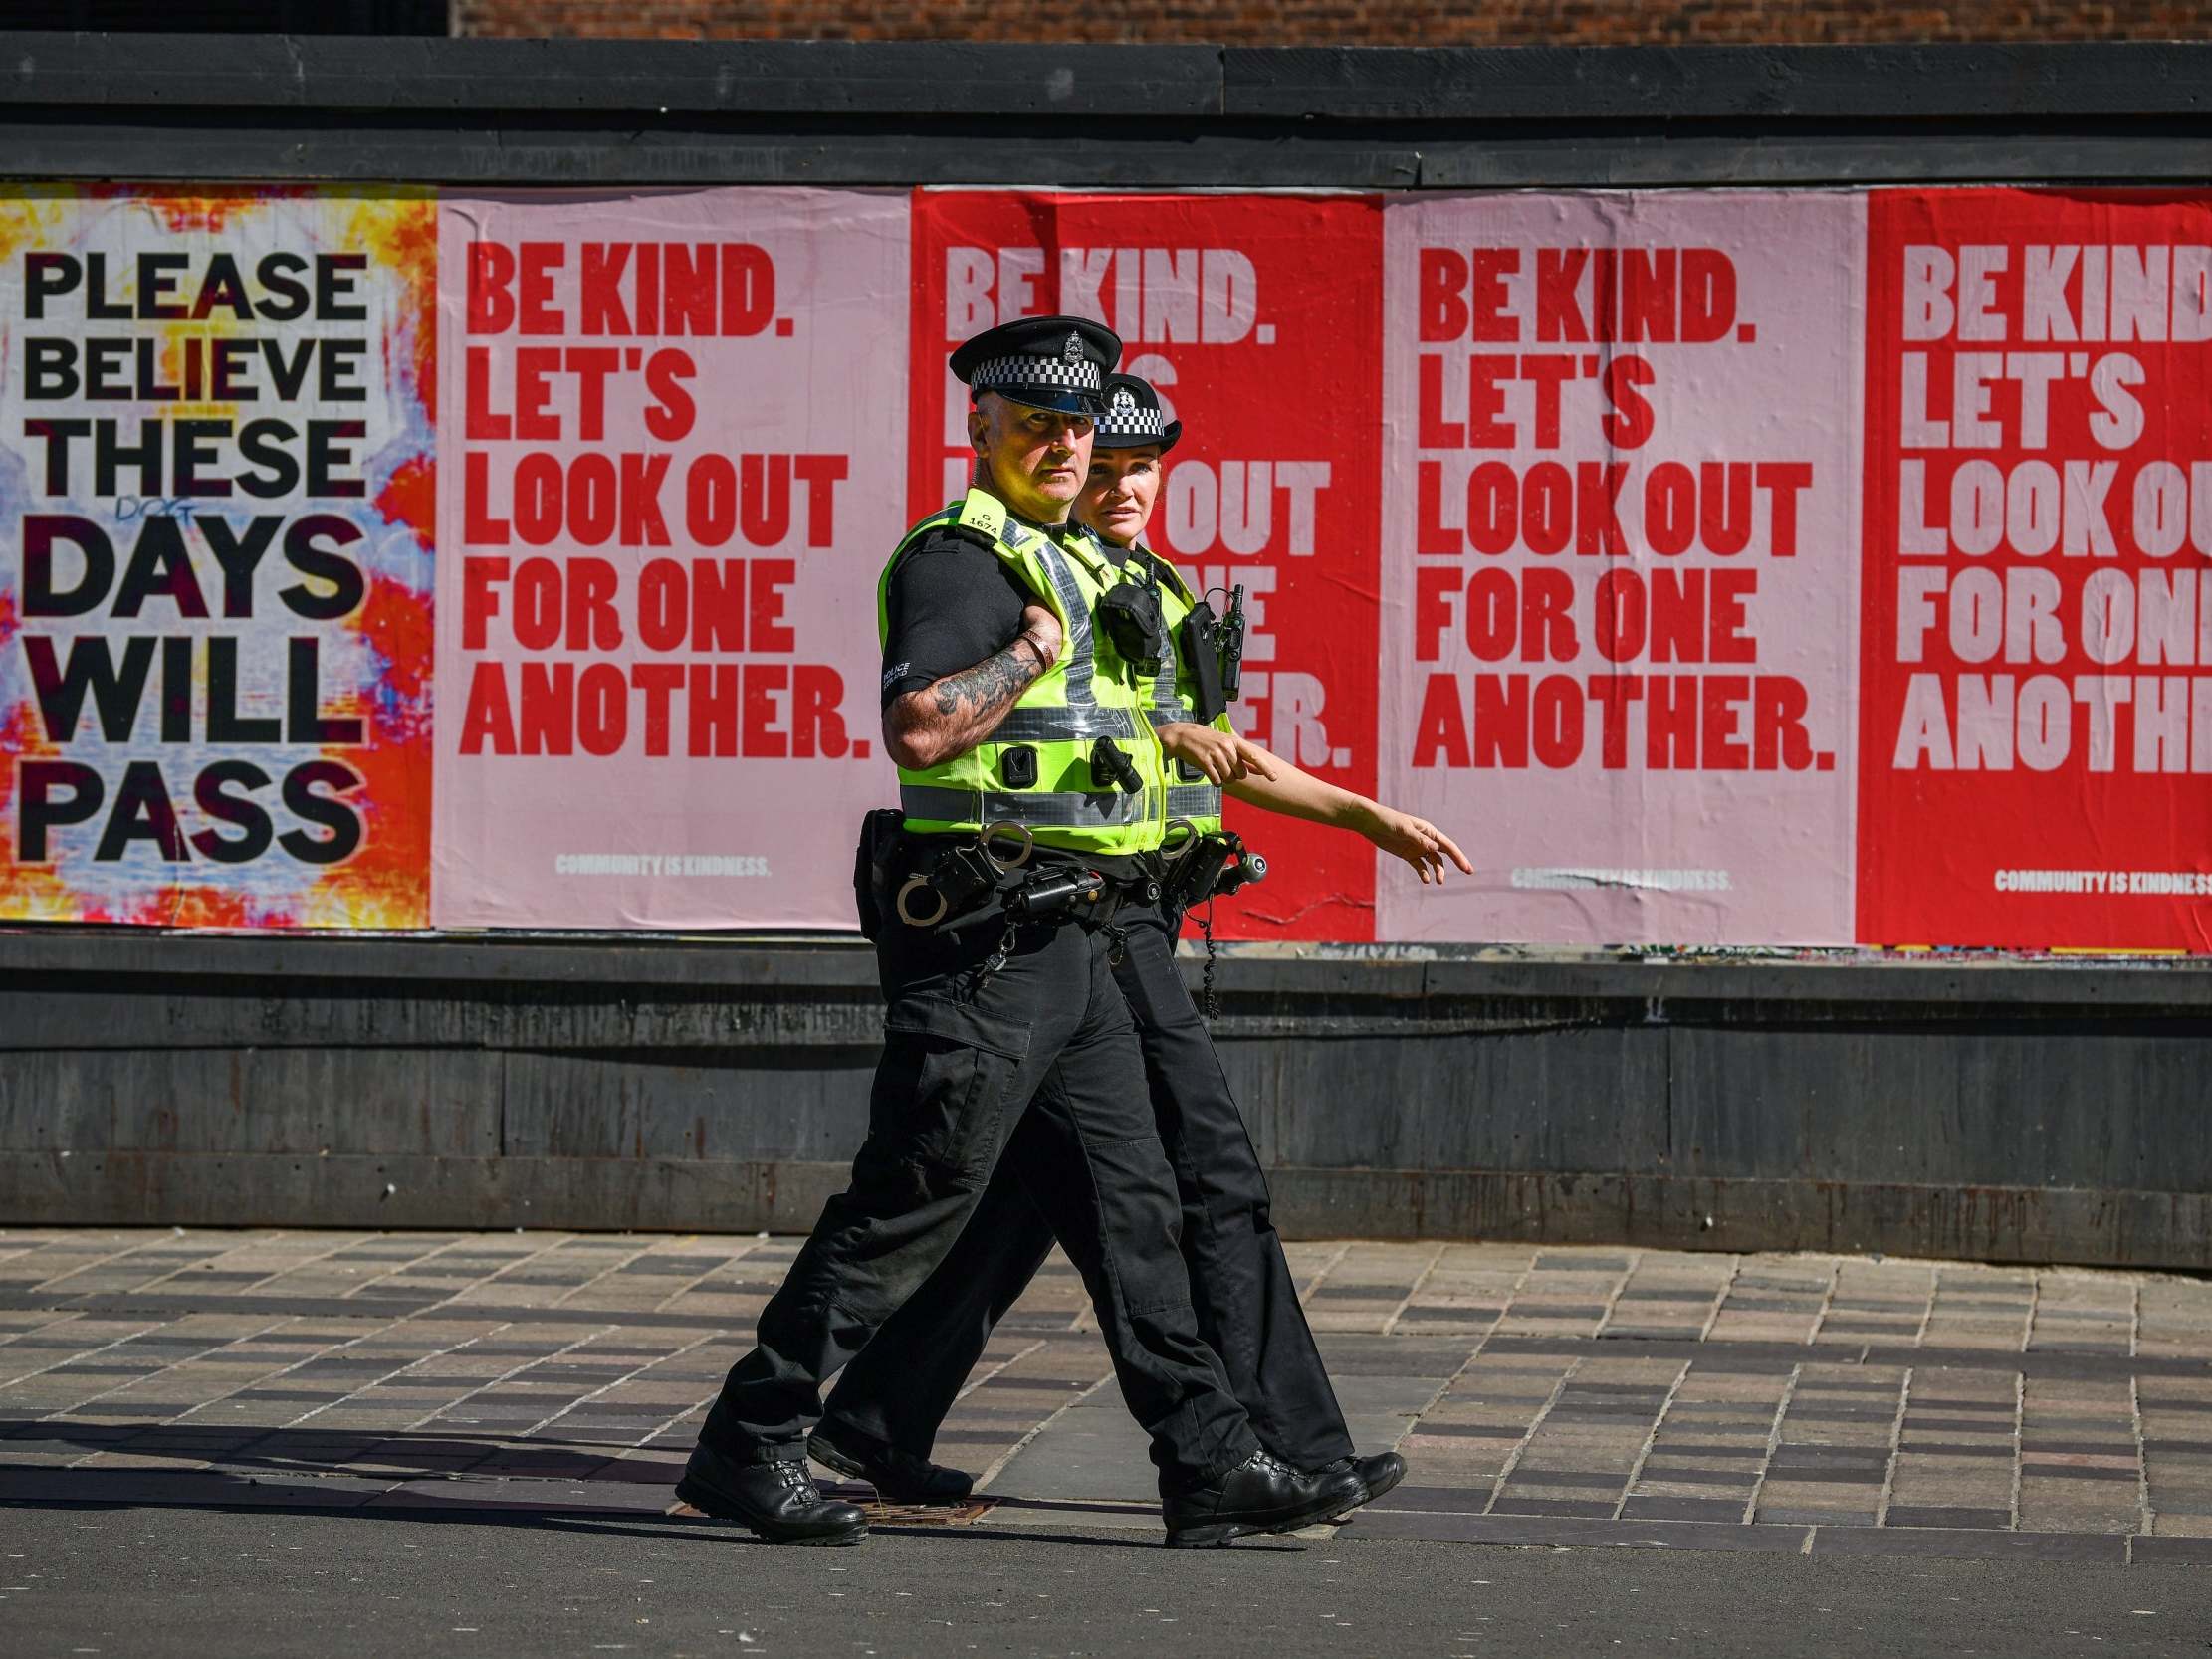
[1093,373,1183,454]
[950,315,1122,417]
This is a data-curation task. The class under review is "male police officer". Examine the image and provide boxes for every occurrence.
[810,372,1471,1509]
[678,324,1364,1548]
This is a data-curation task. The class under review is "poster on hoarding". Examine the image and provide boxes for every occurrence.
[432,187,907,930]
[1379,190,1865,946]
[8,178,2208,953]
[1859,188,2212,951]
[0,186,436,927]
[909,191,1386,941]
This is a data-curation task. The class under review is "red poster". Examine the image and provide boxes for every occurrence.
[908,191,1384,941]
[1861,189,2212,950]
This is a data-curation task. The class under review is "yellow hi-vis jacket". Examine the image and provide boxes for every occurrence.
[1123,541,1237,837]
[876,488,1170,857]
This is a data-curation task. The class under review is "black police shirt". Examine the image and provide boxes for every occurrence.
[878,523,1036,710]
[880,517,1149,877]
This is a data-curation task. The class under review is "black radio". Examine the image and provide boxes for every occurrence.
[1180,584,1246,721]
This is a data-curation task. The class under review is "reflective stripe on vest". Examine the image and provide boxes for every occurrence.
[990,705,1139,743]
[1130,541,1227,831]
[1029,530,1100,706]
[1151,690,1203,726]
[900,783,1158,829]
[1164,783,1224,821]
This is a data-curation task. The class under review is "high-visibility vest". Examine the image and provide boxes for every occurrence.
[876,488,1170,856]
[1121,542,1236,837]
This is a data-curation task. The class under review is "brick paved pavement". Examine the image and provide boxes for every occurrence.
[3,1229,2209,1565]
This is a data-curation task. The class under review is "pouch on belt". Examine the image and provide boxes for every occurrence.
[852,807,907,941]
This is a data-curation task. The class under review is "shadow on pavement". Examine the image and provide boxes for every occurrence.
[0,1418,1187,1551]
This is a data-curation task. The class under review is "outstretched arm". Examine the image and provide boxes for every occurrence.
[883,604,1062,770]
[1155,717,1468,881]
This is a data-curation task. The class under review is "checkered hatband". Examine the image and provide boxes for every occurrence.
[968,352,1103,397]
[1096,386,1165,440]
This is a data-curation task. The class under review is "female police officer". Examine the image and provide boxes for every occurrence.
[811,372,1470,1515]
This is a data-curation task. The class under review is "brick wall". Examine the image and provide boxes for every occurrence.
[451,1,2212,46]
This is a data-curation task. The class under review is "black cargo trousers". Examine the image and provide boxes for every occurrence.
[819,898,1356,1472]
[697,879,1261,1496]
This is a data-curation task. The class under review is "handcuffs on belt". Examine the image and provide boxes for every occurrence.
[894,820,1045,930]
[894,820,1128,981]
[890,817,1267,989]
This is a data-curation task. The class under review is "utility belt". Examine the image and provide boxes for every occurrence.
[851,811,1266,944]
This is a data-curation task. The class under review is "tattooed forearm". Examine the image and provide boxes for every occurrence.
[931,643,1036,717]
[885,639,1043,769]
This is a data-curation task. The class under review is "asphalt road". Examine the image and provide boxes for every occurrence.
[1,1505,2207,1659]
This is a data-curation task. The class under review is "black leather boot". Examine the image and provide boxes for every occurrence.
[808,1424,975,1504]
[1309,1449,1408,1515]
[1162,1450,1367,1548]
[1351,1449,1407,1504]
[676,1441,868,1545]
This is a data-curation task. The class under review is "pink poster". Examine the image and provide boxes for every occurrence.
[1378,191,1866,945]
[432,188,908,930]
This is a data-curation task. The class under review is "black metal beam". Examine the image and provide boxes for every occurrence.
[2,35,2211,189]
[1220,43,2212,122]
[7,928,2212,1014]
[0,34,1226,117]
[8,36,2212,122]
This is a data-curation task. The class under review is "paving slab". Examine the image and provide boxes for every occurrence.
[2,1228,2210,1565]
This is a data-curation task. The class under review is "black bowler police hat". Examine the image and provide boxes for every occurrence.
[1093,373,1183,454]
[950,314,1122,416]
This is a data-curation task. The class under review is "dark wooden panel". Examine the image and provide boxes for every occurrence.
[9,1154,2209,1271]
[1268,1168,2212,1270]
[0,981,885,1053]
[498,1049,875,1163]
[0,931,880,991]
[0,117,1425,190]
[1669,1025,2212,1190]
[1217,1027,1670,1177]
[12,931,2212,1015]
[0,1151,853,1234]
[0,1049,502,1156]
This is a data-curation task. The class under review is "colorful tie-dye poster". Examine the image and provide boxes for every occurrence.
[0,186,436,928]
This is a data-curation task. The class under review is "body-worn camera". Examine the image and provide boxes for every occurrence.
[1094,577,1169,676]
